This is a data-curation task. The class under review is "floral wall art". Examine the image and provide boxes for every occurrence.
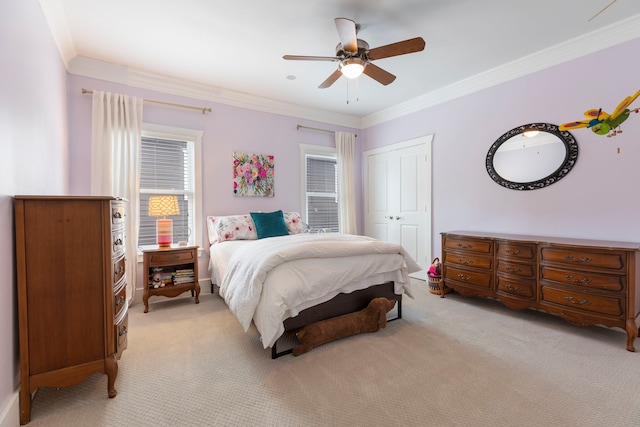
[233,152,275,197]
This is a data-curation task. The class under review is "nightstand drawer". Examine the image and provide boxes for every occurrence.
[149,249,196,264]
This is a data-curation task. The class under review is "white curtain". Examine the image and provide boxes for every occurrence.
[90,91,143,302]
[335,131,357,234]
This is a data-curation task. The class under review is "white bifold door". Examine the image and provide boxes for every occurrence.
[364,135,433,278]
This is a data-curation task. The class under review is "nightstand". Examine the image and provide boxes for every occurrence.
[142,246,200,313]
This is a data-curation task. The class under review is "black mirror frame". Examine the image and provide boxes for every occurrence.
[486,122,579,191]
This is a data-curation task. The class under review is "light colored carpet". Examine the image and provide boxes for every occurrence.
[26,280,640,426]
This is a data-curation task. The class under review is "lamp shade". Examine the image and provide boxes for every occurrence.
[148,196,180,248]
[148,196,180,217]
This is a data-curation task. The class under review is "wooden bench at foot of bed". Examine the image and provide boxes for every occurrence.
[271,281,402,359]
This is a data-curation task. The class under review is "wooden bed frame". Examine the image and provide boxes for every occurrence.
[271,281,402,358]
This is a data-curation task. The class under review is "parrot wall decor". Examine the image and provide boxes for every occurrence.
[559,89,640,137]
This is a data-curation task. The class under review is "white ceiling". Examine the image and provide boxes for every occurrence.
[41,0,640,127]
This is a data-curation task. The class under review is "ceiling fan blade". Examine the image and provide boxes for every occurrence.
[362,63,396,86]
[334,17,358,53]
[283,55,339,62]
[318,69,343,89]
[367,37,426,61]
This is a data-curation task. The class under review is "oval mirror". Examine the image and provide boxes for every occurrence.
[486,123,578,190]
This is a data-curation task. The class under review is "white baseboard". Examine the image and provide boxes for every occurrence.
[0,389,19,427]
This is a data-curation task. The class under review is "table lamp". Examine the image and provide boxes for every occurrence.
[148,195,180,247]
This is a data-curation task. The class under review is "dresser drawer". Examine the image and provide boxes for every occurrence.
[112,231,126,256]
[444,266,492,289]
[541,286,624,317]
[540,267,625,292]
[113,256,126,286]
[114,284,127,318]
[444,252,492,270]
[496,242,535,260]
[496,276,535,299]
[149,249,196,264]
[540,247,625,271]
[443,237,493,254]
[497,259,535,278]
[111,201,125,226]
[115,312,128,359]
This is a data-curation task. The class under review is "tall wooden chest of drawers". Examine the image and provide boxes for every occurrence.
[14,196,128,424]
[441,231,640,352]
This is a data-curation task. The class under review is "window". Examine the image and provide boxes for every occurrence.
[138,124,202,251]
[300,144,339,232]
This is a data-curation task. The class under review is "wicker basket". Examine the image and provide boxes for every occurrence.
[427,274,451,295]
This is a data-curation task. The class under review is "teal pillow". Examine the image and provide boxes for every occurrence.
[250,210,289,239]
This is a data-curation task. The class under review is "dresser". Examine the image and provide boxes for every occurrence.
[441,231,640,351]
[14,196,128,424]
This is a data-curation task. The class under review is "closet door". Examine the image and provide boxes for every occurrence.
[364,136,432,276]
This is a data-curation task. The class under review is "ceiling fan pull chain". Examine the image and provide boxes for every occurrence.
[346,79,350,104]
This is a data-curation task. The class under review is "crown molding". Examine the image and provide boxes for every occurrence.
[47,1,639,130]
[67,56,363,129]
[362,14,640,128]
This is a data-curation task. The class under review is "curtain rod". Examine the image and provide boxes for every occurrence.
[81,88,212,114]
[297,124,357,137]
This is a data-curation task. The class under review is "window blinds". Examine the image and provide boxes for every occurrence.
[139,136,194,247]
[305,156,339,232]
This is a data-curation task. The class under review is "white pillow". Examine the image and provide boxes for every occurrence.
[207,214,257,244]
[283,212,304,234]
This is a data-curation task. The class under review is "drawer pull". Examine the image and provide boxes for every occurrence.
[115,266,124,275]
[456,273,473,281]
[563,296,591,305]
[505,266,522,273]
[504,284,521,291]
[564,274,592,284]
[505,249,521,255]
[119,325,128,336]
[114,238,123,246]
[116,296,125,307]
[456,243,473,249]
[564,255,592,263]
[113,212,122,219]
[457,257,473,265]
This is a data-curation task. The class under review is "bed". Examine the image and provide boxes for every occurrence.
[207,211,421,357]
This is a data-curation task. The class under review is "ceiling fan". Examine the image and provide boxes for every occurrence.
[283,18,425,89]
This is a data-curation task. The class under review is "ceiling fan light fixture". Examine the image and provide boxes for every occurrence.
[340,58,366,79]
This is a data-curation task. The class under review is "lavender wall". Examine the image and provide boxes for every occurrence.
[66,75,362,292]
[0,0,68,421]
[363,37,640,257]
[3,2,640,420]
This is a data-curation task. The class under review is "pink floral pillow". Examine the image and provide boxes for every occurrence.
[207,214,258,244]
[283,212,304,234]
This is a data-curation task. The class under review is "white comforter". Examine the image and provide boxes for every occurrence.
[212,233,421,348]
